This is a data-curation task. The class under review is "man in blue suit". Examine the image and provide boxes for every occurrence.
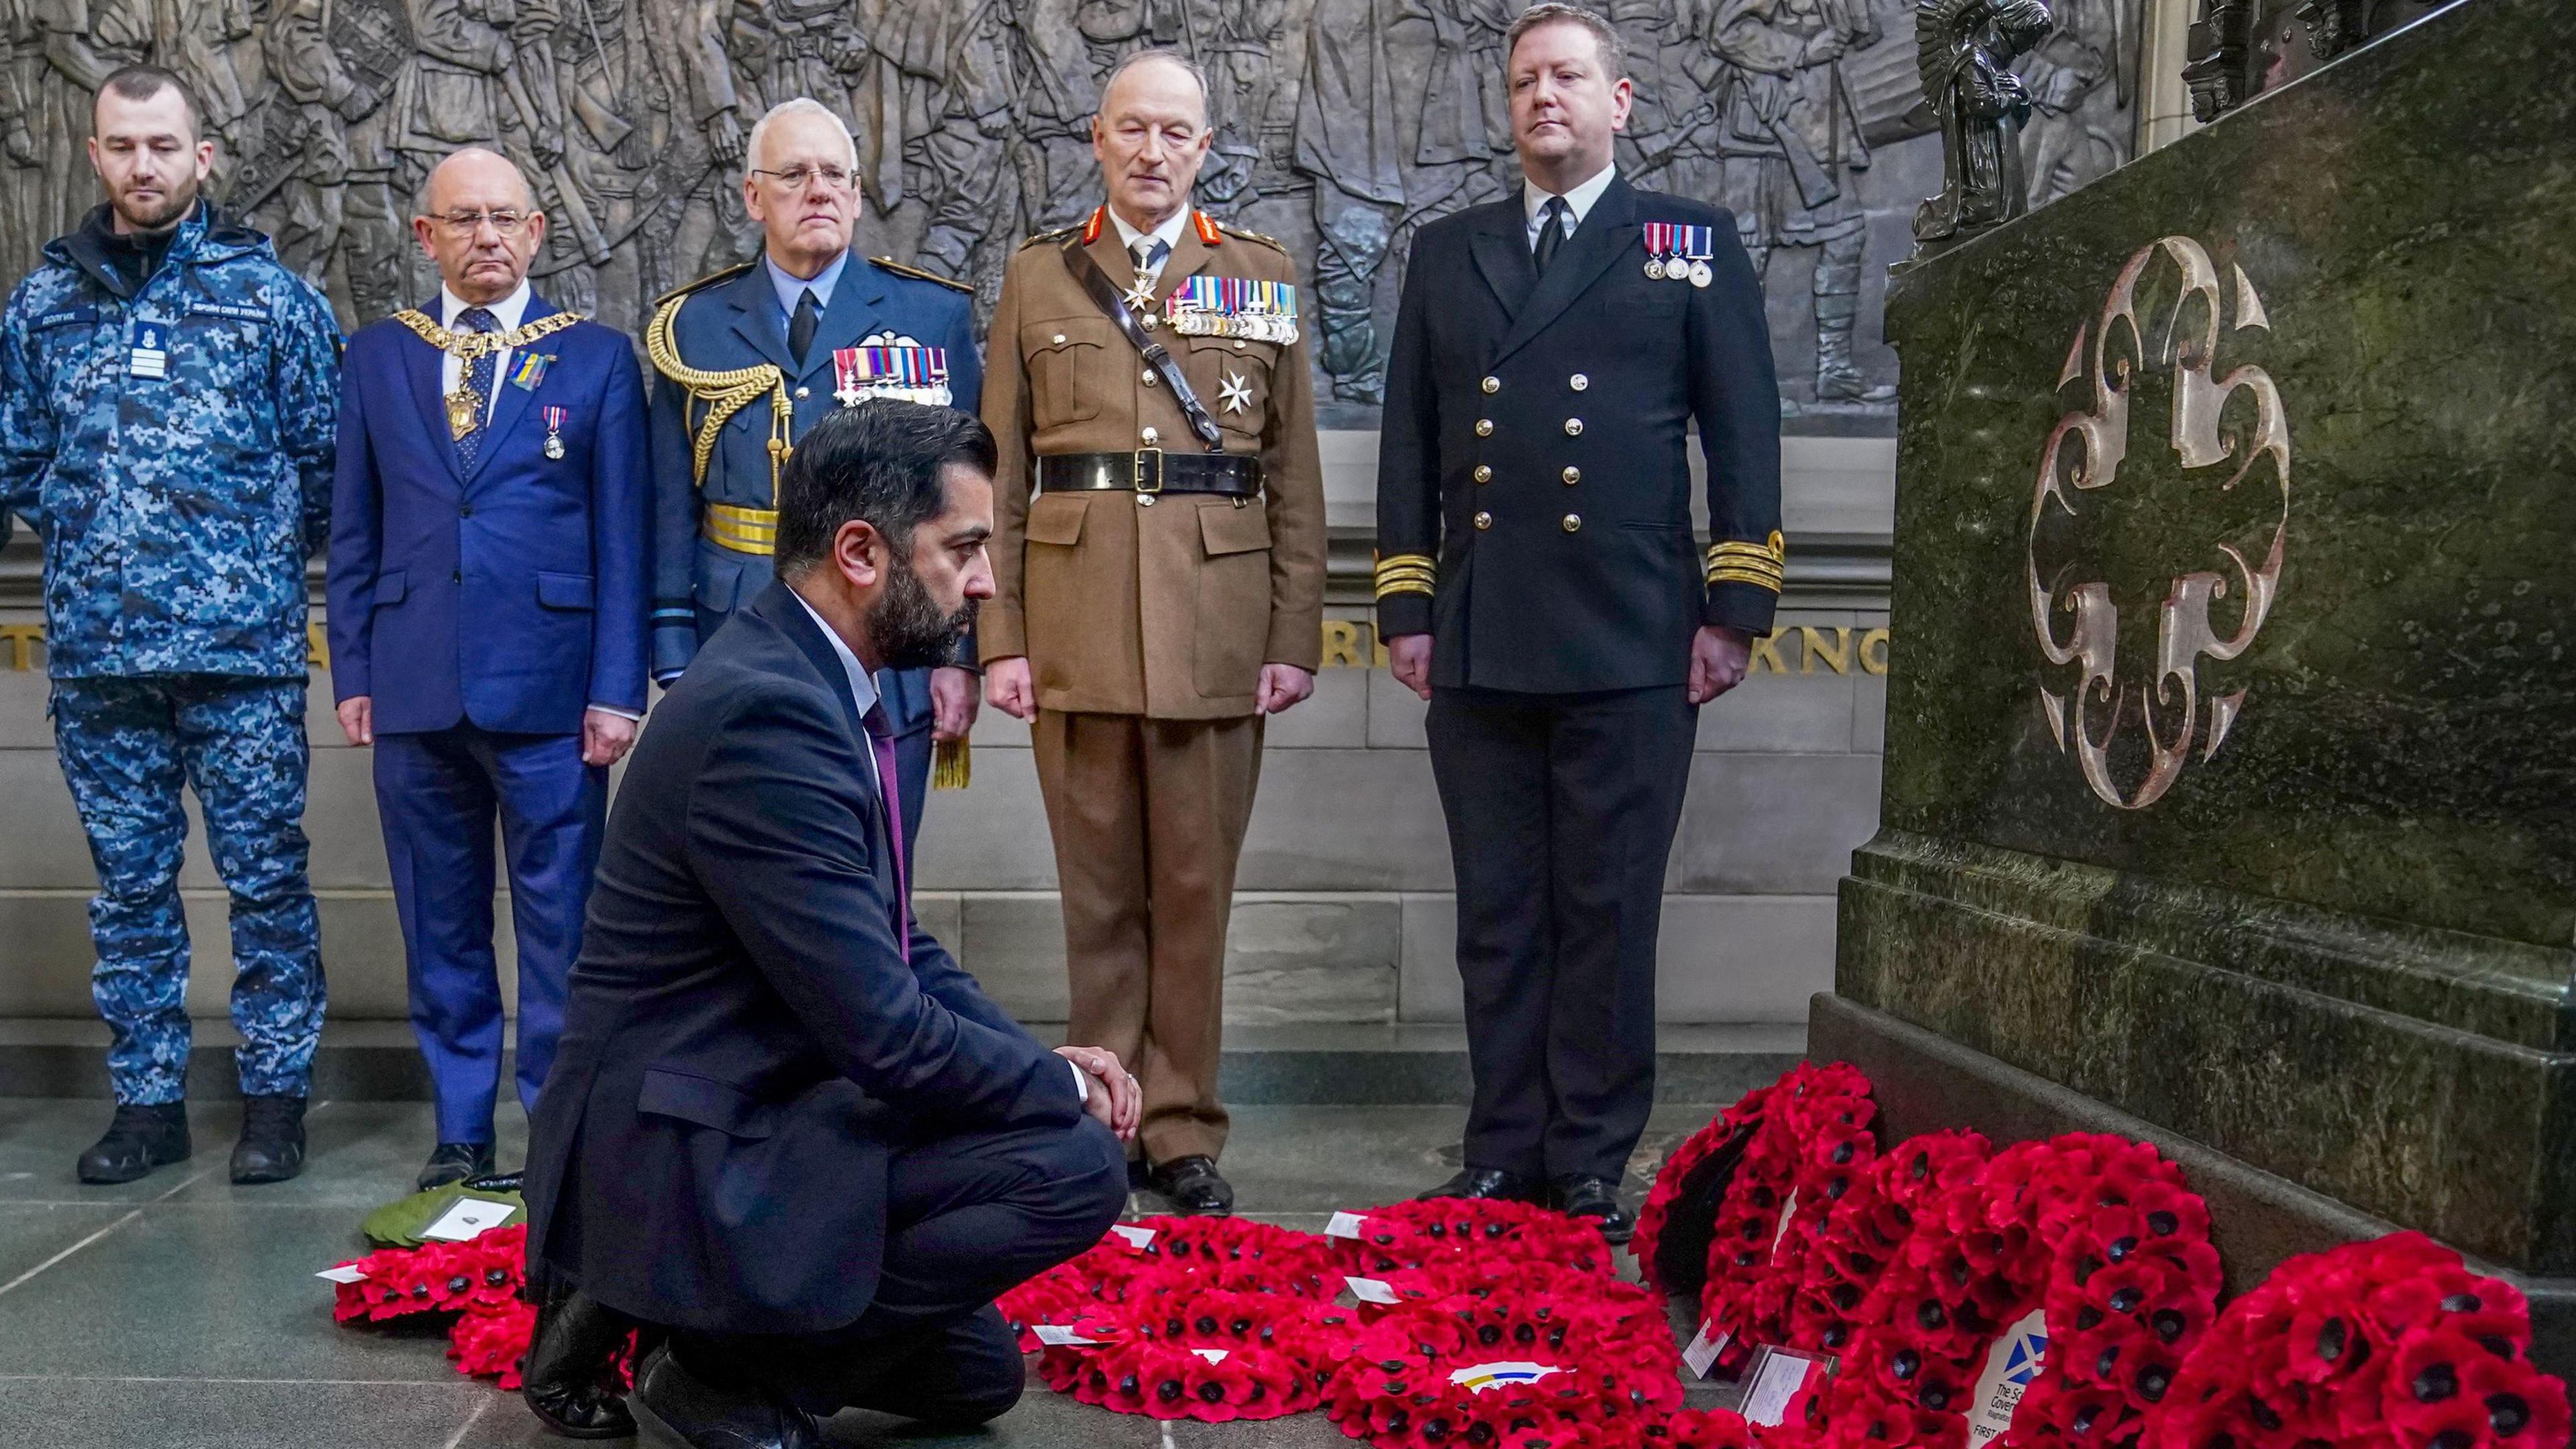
[326,146,651,1192]
[521,402,1134,1446]
[647,97,982,856]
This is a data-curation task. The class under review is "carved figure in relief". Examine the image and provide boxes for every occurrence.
[890,0,1016,319]
[1693,0,1890,402]
[1292,0,1405,402]
[1911,0,2051,247]
[2018,0,2127,206]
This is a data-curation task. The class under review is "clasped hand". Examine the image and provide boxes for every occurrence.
[1054,1044,1141,1142]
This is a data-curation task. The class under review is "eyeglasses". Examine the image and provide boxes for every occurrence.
[427,210,531,236]
[749,164,856,193]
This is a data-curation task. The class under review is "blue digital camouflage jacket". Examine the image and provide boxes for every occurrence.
[0,203,341,680]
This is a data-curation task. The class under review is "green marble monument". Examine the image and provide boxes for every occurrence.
[1813,0,2576,1368]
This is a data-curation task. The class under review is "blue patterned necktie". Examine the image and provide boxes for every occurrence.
[453,306,498,471]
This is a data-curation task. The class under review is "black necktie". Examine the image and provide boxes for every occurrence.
[1534,196,1570,275]
[1132,237,1170,280]
[788,287,819,365]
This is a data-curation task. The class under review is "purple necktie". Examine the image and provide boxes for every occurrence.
[861,703,910,962]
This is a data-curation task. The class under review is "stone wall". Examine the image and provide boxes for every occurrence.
[0,434,1891,1028]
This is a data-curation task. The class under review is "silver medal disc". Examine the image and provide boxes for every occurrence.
[1689,260,1713,288]
[544,435,566,460]
[1644,257,1666,280]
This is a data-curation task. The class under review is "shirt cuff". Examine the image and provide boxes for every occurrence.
[1071,1059,1089,1103]
[586,704,645,721]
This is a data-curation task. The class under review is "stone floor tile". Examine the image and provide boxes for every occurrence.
[0,1378,487,1449]
[0,1201,131,1285]
[0,1201,466,1382]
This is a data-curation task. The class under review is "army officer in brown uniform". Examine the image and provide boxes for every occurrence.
[981,49,1326,1214]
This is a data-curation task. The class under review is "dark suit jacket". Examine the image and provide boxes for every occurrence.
[523,580,1081,1334]
[325,294,651,733]
[1373,174,1784,694]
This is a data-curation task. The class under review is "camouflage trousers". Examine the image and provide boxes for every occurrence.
[50,676,326,1104]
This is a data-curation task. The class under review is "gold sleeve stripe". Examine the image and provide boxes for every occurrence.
[1707,535,1786,592]
[1375,553,1438,600]
[1708,566,1784,592]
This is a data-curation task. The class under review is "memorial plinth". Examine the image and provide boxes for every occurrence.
[1813,0,2576,1371]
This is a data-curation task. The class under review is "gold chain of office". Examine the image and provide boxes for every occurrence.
[390,309,589,441]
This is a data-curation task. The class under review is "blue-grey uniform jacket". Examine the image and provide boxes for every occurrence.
[0,202,341,679]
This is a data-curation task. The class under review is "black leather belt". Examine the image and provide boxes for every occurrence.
[1038,451,1263,498]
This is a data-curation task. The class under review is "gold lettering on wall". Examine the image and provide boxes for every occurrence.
[0,623,38,672]
[0,618,1888,680]
[1801,627,1852,674]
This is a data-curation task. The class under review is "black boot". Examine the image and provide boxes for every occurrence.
[419,1140,497,1192]
[1553,1175,1635,1244]
[1149,1155,1234,1215]
[231,1095,308,1184]
[76,1102,191,1185]
[629,1343,818,1449]
[523,1277,639,1439]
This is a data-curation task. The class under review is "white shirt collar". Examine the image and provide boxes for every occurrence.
[1523,164,1619,234]
[788,586,884,723]
[439,279,531,330]
[1108,205,1192,263]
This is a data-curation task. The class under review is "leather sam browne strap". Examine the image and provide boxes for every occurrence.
[1059,236,1225,451]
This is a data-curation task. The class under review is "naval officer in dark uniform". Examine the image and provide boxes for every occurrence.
[1374,3,1783,1240]
[647,97,984,855]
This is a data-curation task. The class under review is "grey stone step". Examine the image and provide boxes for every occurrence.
[0,1018,1805,1106]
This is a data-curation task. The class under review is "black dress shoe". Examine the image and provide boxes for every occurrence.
[1149,1155,1234,1214]
[629,1343,818,1449]
[76,1102,191,1185]
[231,1095,308,1184]
[419,1140,497,1193]
[1417,1167,1548,1203]
[1554,1175,1635,1243]
[523,1277,638,1440]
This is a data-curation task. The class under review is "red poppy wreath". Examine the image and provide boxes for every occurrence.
[324,1225,635,1393]
[1633,1081,1773,1297]
[1767,1133,2222,1449]
[1698,1062,1880,1373]
[2145,1231,2569,1449]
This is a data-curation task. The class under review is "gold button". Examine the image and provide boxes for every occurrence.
[1472,511,1493,531]
[1475,419,1493,437]
[1051,333,1066,345]
[1142,369,1159,386]
[795,386,811,400]
[1142,426,1160,445]
[1562,466,1580,485]
[1472,465,1492,484]
[1570,374,1589,391]
[1481,376,1500,394]
[1563,417,1582,436]
[1562,513,1582,533]
[1139,313,1159,331]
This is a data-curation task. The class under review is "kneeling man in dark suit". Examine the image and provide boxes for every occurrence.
[518,400,1137,1448]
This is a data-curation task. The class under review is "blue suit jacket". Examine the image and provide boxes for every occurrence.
[327,294,651,735]
[647,256,981,690]
[523,580,1075,1332]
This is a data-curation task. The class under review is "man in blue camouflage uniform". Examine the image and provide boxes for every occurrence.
[0,67,343,1187]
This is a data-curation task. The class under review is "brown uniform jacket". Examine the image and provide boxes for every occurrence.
[980,207,1326,720]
